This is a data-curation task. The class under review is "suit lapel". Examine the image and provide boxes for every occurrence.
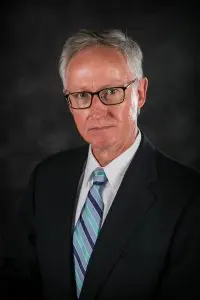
[79,134,158,300]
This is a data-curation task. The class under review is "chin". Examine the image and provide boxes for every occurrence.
[87,135,117,151]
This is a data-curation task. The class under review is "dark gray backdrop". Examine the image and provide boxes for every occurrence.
[0,1,198,238]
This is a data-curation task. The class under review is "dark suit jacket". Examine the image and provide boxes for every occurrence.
[1,132,200,300]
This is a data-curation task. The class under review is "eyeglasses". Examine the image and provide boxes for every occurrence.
[63,79,137,109]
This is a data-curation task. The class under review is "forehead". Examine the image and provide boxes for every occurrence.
[64,46,132,90]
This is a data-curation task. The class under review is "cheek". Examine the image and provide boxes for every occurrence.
[72,111,88,131]
[116,98,138,126]
[111,103,127,123]
[116,102,133,124]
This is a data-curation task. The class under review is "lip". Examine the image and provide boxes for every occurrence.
[88,125,115,131]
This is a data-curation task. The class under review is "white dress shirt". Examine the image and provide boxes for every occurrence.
[74,130,142,227]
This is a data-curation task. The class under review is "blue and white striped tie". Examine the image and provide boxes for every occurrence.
[73,167,107,298]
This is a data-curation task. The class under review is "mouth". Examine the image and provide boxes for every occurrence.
[88,125,115,131]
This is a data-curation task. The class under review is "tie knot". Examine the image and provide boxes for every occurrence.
[92,168,107,185]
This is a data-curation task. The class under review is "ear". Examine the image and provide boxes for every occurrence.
[137,77,148,109]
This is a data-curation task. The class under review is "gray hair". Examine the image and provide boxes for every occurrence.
[59,29,143,86]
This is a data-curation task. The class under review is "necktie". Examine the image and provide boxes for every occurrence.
[73,167,107,298]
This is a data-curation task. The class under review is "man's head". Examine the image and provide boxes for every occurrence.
[59,29,148,155]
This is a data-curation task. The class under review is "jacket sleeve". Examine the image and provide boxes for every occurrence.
[156,190,200,300]
[0,168,43,300]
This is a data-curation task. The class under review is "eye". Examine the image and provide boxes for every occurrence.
[106,88,118,95]
[73,92,90,99]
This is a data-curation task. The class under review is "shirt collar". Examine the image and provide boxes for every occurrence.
[83,130,141,189]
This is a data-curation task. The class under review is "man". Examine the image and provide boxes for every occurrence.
[1,29,200,300]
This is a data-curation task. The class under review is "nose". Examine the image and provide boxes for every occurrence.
[90,94,107,114]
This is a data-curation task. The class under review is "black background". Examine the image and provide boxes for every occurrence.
[0,1,198,239]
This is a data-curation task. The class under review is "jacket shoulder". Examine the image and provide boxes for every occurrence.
[155,149,200,192]
[156,150,199,176]
[32,144,88,176]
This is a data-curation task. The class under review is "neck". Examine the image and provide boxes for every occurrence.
[92,127,139,167]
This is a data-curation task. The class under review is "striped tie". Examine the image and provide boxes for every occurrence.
[73,167,107,298]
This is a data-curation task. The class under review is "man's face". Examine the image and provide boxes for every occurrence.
[64,46,147,151]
